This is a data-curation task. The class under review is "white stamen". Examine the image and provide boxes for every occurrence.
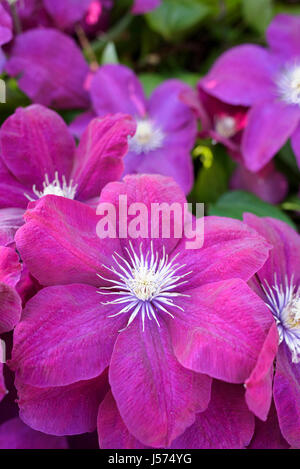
[277,63,300,106]
[98,242,190,331]
[262,274,300,363]
[215,116,237,138]
[129,119,164,154]
[24,172,77,202]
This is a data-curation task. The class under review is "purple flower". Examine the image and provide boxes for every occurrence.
[230,162,288,205]
[243,214,300,448]
[98,381,255,449]
[0,3,12,72]
[5,28,90,109]
[0,418,68,449]
[0,245,22,337]
[200,14,300,172]
[0,104,135,215]
[10,174,272,445]
[72,64,197,194]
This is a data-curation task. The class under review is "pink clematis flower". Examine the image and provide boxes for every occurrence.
[200,14,300,172]
[71,64,197,194]
[98,380,255,449]
[0,104,135,218]
[10,174,273,446]
[0,418,68,449]
[243,214,300,448]
[0,3,12,72]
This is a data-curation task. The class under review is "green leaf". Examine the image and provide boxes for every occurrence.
[146,0,210,41]
[138,73,165,97]
[242,0,273,34]
[209,191,296,229]
[281,195,300,213]
[101,42,119,64]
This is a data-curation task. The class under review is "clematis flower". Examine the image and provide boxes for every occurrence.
[71,64,197,194]
[10,174,273,445]
[0,417,68,449]
[5,27,90,109]
[0,104,135,218]
[248,402,289,449]
[243,214,300,448]
[230,162,288,205]
[0,3,12,72]
[98,380,255,449]
[200,14,300,172]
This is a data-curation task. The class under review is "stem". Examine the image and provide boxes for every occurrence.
[75,24,98,70]
[10,1,22,35]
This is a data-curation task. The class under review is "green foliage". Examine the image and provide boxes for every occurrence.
[146,0,210,41]
[242,0,273,34]
[209,191,296,229]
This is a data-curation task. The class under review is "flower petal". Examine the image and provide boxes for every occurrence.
[0,208,25,246]
[172,216,271,290]
[248,402,289,449]
[169,279,272,383]
[0,418,68,449]
[242,100,300,172]
[0,246,21,287]
[171,381,255,449]
[109,319,211,448]
[0,283,22,334]
[97,391,149,449]
[274,344,300,448]
[72,114,136,201]
[132,0,161,14]
[90,64,147,117]
[15,196,119,287]
[43,0,92,29]
[0,364,6,403]
[16,371,108,436]
[267,14,300,60]
[5,28,89,109]
[245,322,278,421]
[291,121,300,170]
[10,284,123,387]
[243,214,300,287]
[0,105,75,188]
[0,4,12,46]
[200,45,278,106]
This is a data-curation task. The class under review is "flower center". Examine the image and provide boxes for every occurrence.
[98,242,191,331]
[277,64,300,106]
[262,275,300,363]
[24,172,77,202]
[215,115,237,138]
[129,119,164,154]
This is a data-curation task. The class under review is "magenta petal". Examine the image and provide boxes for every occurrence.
[0,159,30,209]
[15,196,119,287]
[0,208,25,246]
[242,100,300,171]
[267,14,300,60]
[0,246,21,287]
[0,283,22,334]
[16,371,108,436]
[0,105,75,188]
[200,45,277,106]
[243,214,300,287]
[5,28,89,109]
[172,381,254,449]
[43,0,92,29]
[11,284,123,387]
[245,322,278,421]
[72,114,136,201]
[291,122,300,170]
[172,216,271,290]
[0,364,6,402]
[132,0,161,14]
[0,418,68,449]
[99,174,187,255]
[274,344,300,448]
[0,4,12,46]
[170,279,272,383]
[91,64,147,117]
[248,402,289,449]
[98,391,149,449]
[109,319,211,448]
